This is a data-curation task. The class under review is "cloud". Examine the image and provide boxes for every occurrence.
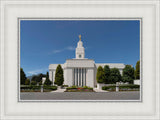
[52,49,63,54]
[66,46,75,51]
[27,68,48,75]
[50,46,75,54]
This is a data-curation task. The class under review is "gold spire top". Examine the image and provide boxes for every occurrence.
[79,34,81,41]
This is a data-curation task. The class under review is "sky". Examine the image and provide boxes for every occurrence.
[20,20,140,76]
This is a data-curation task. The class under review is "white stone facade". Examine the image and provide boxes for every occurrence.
[49,36,125,88]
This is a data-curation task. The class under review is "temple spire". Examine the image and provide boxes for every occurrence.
[79,34,81,41]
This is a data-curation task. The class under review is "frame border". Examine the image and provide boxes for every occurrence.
[1,0,159,120]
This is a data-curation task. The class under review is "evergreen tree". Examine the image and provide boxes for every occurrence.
[96,66,105,83]
[103,65,111,84]
[20,68,27,85]
[25,78,30,85]
[44,72,52,86]
[135,60,140,79]
[31,81,37,85]
[110,68,122,83]
[122,65,135,84]
[54,64,64,86]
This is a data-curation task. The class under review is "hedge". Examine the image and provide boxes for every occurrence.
[102,84,140,91]
[43,86,57,90]
[21,85,57,90]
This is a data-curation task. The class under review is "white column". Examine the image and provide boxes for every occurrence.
[85,68,86,86]
[73,68,74,86]
[75,68,77,86]
[77,68,79,86]
[81,68,83,87]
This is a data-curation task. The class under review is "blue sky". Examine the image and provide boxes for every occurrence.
[20,20,140,76]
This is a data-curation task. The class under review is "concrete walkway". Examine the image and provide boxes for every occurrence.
[50,88,66,92]
[93,88,108,92]
[51,88,108,93]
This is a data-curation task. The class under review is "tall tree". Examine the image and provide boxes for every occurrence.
[96,66,105,83]
[54,64,64,86]
[122,65,135,84]
[110,68,122,84]
[25,78,30,85]
[103,65,111,84]
[44,72,52,86]
[20,68,26,85]
[135,60,140,79]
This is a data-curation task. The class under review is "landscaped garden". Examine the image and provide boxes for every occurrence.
[102,84,140,92]
[65,86,94,92]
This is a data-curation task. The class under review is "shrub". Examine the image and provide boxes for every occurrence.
[110,68,122,83]
[61,85,69,87]
[25,79,30,85]
[102,84,140,91]
[31,81,37,85]
[43,86,57,90]
[20,68,27,85]
[122,65,135,84]
[135,60,140,79]
[104,65,111,84]
[96,66,105,83]
[44,72,52,86]
[54,64,64,86]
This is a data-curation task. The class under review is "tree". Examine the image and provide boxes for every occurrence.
[110,68,122,83]
[25,78,30,85]
[39,80,42,85]
[44,72,52,86]
[31,73,46,83]
[122,65,135,84]
[103,65,111,84]
[31,81,37,85]
[54,64,64,86]
[96,66,105,83]
[20,68,27,85]
[135,60,140,79]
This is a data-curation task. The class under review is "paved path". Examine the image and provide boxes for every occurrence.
[93,88,108,92]
[20,91,140,100]
[50,88,66,92]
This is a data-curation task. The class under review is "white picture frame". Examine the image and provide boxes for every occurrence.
[0,0,159,120]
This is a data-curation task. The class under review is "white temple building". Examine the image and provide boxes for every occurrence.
[49,35,125,88]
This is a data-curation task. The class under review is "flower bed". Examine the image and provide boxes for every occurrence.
[65,86,94,92]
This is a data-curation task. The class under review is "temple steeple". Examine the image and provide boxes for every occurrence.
[76,35,85,59]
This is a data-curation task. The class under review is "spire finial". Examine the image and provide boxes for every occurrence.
[79,34,81,41]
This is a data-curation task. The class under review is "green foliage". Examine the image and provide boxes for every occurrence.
[96,66,105,83]
[54,64,64,86]
[102,84,140,91]
[43,86,57,90]
[31,73,46,83]
[122,65,135,84]
[25,78,30,85]
[135,60,140,79]
[20,85,41,90]
[61,85,68,87]
[31,81,37,85]
[110,68,122,83]
[39,80,42,85]
[44,72,52,86]
[103,65,111,84]
[102,86,115,91]
[20,68,27,85]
